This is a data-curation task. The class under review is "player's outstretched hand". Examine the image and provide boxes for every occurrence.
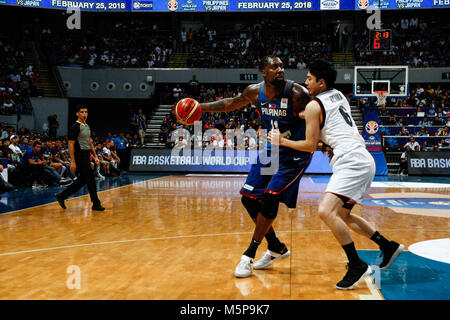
[268,129,281,145]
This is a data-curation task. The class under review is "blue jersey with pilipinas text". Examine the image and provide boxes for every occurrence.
[257,80,310,159]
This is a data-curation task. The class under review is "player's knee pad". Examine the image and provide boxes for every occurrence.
[261,192,280,220]
[241,196,261,220]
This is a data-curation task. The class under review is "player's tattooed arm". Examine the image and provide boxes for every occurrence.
[200,84,258,113]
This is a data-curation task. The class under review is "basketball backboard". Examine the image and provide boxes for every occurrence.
[354,66,409,98]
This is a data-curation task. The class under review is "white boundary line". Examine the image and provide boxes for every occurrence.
[0,230,417,257]
[359,276,383,300]
[0,231,254,256]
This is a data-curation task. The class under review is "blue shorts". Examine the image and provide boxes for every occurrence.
[240,150,312,208]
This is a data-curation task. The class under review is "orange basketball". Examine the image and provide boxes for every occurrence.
[175,98,202,125]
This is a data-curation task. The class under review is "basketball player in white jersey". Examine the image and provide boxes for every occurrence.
[268,60,404,290]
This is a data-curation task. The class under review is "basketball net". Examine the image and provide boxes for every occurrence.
[375,91,388,107]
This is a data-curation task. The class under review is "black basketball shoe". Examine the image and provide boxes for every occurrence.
[336,261,372,290]
[379,241,404,270]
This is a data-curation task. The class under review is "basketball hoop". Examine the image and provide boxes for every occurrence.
[374,90,388,107]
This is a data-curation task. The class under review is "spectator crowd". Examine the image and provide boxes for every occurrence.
[184,20,331,69]
[0,33,39,115]
[40,13,449,69]
[41,21,173,69]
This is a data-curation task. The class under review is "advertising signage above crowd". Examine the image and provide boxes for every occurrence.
[0,0,448,11]
[1,0,129,11]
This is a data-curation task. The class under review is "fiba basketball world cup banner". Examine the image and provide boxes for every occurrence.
[362,106,388,175]
[363,107,382,151]
[407,151,450,176]
[129,148,333,173]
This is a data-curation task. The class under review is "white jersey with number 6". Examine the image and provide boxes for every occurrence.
[314,88,365,165]
[313,88,375,204]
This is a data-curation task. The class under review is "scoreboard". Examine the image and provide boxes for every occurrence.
[0,0,448,12]
[369,29,392,51]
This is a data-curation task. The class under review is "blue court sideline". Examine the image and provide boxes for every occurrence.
[0,173,168,215]
[2,174,448,215]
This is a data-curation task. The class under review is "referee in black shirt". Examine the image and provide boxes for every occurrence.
[56,105,105,211]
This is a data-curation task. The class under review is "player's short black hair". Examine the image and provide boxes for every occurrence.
[76,104,88,112]
[308,60,337,89]
[259,55,281,71]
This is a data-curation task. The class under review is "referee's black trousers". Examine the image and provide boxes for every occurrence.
[60,151,101,206]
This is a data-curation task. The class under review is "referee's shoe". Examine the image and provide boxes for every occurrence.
[55,192,66,209]
[55,193,105,211]
[92,204,105,211]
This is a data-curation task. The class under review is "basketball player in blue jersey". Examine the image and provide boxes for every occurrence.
[269,60,404,289]
[197,56,312,278]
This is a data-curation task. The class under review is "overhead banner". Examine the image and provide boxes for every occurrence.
[129,148,333,173]
[3,0,129,11]
[355,0,449,9]
[2,0,448,11]
[407,151,450,176]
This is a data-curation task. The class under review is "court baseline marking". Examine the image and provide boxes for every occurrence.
[0,228,434,257]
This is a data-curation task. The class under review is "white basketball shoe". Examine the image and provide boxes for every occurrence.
[253,249,291,270]
[234,255,253,278]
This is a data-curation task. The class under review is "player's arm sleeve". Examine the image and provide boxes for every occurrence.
[281,100,321,153]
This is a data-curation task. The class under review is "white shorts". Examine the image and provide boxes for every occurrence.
[325,147,376,204]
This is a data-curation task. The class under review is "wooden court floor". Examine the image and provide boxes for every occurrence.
[0,175,449,300]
